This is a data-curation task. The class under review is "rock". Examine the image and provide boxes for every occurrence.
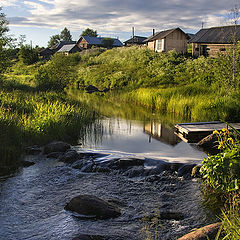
[43,141,70,154]
[65,195,121,219]
[178,164,196,177]
[118,158,144,168]
[22,161,35,167]
[191,165,202,178]
[25,145,42,155]
[59,150,79,163]
[158,210,184,220]
[72,235,105,240]
[85,85,99,93]
[46,152,63,159]
[197,134,219,153]
[123,166,144,177]
[178,222,222,240]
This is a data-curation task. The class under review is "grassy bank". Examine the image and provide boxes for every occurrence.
[0,63,98,175]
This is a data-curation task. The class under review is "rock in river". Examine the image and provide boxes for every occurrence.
[43,141,71,154]
[65,195,121,220]
[59,150,80,163]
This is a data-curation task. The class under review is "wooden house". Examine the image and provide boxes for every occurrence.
[189,25,240,57]
[144,28,190,53]
[77,36,123,49]
[57,44,81,55]
[39,41,76,59]
[124,36,147,46]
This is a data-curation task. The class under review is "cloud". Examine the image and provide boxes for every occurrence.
[7,0,239,35]
[1,0,18,7]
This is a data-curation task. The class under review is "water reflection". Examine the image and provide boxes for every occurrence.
[144,122,181,146]
[83,117,206,164]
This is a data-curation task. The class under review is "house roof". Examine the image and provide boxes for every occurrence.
[144,28,190,42]
[189,25,240,44]
[124,36,147,44]
[39,48,54,56]
[57,44,81,53]
[79,36,123,47]
[50,41,76,51]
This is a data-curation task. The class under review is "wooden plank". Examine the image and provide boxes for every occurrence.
[174,122,240,143]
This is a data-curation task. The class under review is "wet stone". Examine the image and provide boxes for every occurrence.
[65,195,121,220]
[22,161,35,167]
[72,234,106,240]
[25,145,42,155]
[178,164,197,177]
[43,141,71,154]
[46,152,63,159]
[59,150,80,164]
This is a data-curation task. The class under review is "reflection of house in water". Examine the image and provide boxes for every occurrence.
[144,122,181,146]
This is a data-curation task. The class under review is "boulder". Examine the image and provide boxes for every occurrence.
[118,158,144,168]
[43,141,70,154]
[46,152,63,159]
[197,134,219,150]
[65,195,121,219]
[22,161,35,167]
[85,85,99,93]
[59,150,80,163]
[25,145,42,155]
[191,165,202,178]
[178,164,196,177]
[178,222,222,240]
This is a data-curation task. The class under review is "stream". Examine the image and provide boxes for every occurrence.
[0,94,216,240]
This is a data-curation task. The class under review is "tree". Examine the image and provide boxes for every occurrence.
[60,27,72,41]
[102,38,114,48]
[48,34,60,48]
[81,28,98,37]
[18,44,39,65]
[0,7,11,77]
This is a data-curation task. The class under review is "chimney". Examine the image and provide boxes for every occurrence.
[153,29,155,36]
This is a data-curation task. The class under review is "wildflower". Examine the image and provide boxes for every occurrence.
[213,130,219,135]
[222,128,228,132]
[227,137,234,145]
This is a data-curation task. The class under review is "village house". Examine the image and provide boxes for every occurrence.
[77,36,123,49]
[39,41,76,59]
[189,25,240,57]
[124,36,147,46]
[144,28,190,53]
[57,44,81,55]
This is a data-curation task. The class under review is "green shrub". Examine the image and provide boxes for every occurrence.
[35,54,79,90]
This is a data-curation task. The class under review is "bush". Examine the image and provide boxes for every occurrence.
[35,53,79,90]
[18,45,39,65]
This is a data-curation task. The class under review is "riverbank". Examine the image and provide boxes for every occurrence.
[0,142,216,240]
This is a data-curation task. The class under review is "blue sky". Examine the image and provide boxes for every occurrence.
[1,0,238,47]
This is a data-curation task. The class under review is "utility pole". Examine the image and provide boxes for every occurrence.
[132,27,135,44]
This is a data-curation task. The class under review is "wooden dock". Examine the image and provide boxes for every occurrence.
[174,121,240,143]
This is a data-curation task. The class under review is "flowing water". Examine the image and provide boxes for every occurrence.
[0,93,215,240]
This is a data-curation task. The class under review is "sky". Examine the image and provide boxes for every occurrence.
[1,0,239,47]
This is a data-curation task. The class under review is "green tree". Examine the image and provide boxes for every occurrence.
[81,28,98,37]
[102,38,114,48]
[60,27,72,41]
[0,7,11,77]
[48,34,60,48]
[18,44,39,65]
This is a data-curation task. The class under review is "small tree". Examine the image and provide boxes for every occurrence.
[48,34,60,48]
[102,38,114,48]
[0,7,11,77]
[60,27,72,41]
[18,44,39,65]
[81,28,98,37]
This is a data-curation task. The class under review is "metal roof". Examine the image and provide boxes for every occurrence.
[189,25,240,44]
[81,36,123,47]
[51,41,76,50]
[57,44,79,53]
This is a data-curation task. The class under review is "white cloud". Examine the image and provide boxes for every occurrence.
[1,0,18,7]
[7,0,239,34]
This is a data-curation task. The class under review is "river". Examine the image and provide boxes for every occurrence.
[0,92,216,240]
